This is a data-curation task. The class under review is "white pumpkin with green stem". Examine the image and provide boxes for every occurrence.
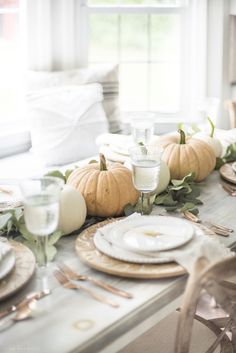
[194,117,223,158]
[124,159,170,195]
[58,185,87,235]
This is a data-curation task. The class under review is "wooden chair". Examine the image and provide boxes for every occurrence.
[224,100,236,128]
[119,256,236,353]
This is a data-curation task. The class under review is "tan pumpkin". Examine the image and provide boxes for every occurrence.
[67,154,140,217]
[158,130,216,182]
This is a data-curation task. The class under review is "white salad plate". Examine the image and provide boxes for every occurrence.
[108,216,194,252]
[94,216,195,264]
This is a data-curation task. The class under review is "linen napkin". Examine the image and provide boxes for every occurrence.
[97,213,233,273]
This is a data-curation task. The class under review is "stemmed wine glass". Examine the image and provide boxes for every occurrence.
[20,177,64,268]
[131,113,154,145]
[129,145,163,215]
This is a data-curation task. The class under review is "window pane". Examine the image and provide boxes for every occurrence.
[120,14,148,62]
[0,12,23,122]
[151,14,180,61]
[89,14,119,62]
[149,63,180,111]
[120,63,148,111]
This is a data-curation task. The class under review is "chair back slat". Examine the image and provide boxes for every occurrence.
[175,255,236,353]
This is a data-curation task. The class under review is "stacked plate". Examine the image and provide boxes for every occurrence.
[94,216,195,264]
[0,239,15,281]
[0,185,22,211]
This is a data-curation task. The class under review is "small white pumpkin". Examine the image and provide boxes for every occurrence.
[194,118,223,158]
[124,159,170,195]
[58,185,87,235]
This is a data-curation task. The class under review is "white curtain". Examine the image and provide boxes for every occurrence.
[26,0,88,71]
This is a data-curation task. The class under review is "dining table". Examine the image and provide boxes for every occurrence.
[0,170,235,353]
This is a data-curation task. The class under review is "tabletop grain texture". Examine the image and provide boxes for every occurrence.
[0,171,235,353]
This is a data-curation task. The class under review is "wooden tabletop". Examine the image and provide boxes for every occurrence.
[0,171,235,353]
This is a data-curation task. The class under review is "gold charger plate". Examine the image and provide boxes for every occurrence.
[220,162,236,184]
[75,219,215,279]
[0,239,36,301]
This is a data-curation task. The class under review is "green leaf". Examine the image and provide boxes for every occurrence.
[89,159,98,164]
[48,230,63,245]
[46,245,57,262]
[215,157,225,170]
[45,170,66,182]
[64,169,74,181]
[149,194,157,205]
[22,240,57,264]
[155,193,169,205]
[180,202,196,213]
[18,224,35,242]
[14,208,24,221]
[171,173,195,186]
[186,185,201,199]
[0,213,12,229]
[124,204,135,216]
[7,220,13,234]
[156,194,178,207]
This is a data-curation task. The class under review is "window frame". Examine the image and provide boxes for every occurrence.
[0,0,208,159]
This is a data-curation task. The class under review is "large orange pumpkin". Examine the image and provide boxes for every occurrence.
[158,130,216,182]
[67,154,140,217]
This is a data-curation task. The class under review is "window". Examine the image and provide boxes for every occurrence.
[87,0,190,119]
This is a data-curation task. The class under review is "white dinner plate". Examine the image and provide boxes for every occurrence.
[94,231,174,264]
[108,216,194,253]
[94,216,196,264]
[0,241,15,280]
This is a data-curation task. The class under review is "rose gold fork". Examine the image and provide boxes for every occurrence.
[58,262,133,299]
[54,270,119,308]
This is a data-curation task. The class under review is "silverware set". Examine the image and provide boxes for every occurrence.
[0,262,133,330]
[54,262,133,307]
[183,211,233,237]
[221,183,236,197]
[58,262,133,299]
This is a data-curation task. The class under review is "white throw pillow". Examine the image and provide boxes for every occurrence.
[27,64,121,133]
[28,84,109,165]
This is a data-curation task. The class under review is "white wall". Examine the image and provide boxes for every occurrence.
[230,0,236,106]
[207,0,231,129]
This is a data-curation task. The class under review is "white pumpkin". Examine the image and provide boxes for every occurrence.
[58,185,87,235]
[124,159,170,195]
[194,132,222,158]
[155,160,171,194]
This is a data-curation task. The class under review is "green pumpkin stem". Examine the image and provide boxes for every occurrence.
[99,153,107,171]
[207,117,215,137]
[178,129,186,144]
